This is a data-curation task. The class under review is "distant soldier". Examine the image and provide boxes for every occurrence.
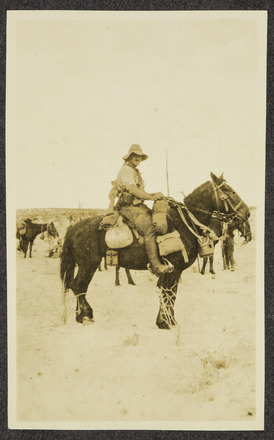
[68,215,75,229]
[222,230,235,271]
[48,237,63,258]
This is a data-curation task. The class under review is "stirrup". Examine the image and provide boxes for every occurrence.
[147,259,174,276]
[162,258,174,273]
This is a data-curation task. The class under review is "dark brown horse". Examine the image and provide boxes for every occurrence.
[200,217,252,275]
[60,173,250,329]
[17,219,59,258]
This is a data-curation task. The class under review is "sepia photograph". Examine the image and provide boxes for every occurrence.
[6,10,266,430]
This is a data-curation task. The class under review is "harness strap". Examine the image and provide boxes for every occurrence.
[177,206,223,241]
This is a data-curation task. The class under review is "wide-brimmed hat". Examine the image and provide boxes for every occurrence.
[122,144,148,161]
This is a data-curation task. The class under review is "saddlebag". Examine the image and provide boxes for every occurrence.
[156,230,189,262]
[198,236,214,258]
[105,215,133,249]
[106,250,119,266]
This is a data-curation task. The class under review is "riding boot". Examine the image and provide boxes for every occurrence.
[144,235,174,276]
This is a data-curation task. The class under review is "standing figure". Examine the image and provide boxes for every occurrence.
[107,144,174,277]
[222,230,235,271]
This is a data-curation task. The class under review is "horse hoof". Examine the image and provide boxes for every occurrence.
[156,316,177,329]
[76,314,94,324]
[82,317,94,325]
[156,321,176,330]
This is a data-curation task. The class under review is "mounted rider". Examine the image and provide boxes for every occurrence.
[107,144,174,277]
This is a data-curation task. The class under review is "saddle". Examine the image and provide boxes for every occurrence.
[99,200,188,262]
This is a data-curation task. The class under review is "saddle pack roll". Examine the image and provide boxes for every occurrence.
[105,215,133,249]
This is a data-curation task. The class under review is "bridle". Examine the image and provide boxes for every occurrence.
[166,180,247,244]
[211,181,244,220]
[170,180,245,223]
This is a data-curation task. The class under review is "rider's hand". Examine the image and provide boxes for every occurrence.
[151,192,165,201]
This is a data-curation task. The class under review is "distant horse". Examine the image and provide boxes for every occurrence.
[17,219,59,258]
[200,217,252,275]
[97,258,135,286]
[60,173,250,329]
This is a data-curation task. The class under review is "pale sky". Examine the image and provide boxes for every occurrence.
[7,11,267,209]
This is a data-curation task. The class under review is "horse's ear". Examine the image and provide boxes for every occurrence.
[219,172,226,182]
[51,221,54,225]
[210,172,221,185]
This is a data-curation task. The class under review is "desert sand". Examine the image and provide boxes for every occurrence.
[12,207,261,428]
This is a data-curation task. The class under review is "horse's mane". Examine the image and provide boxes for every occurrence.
[183,181,210,206]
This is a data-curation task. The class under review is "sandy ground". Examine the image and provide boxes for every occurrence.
[14,210,259,426]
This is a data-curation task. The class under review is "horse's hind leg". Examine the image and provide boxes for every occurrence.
[115,266,120,286]
[126,268,135,285]
[71,264,97,323]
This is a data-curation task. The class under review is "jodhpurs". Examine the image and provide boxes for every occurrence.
[120,204,155,238]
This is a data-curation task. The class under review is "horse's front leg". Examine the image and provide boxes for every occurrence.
[156,271,181,329]
[22,240,28,258]
[29,240,34,258]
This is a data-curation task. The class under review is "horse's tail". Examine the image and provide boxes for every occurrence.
[60,235,75,292]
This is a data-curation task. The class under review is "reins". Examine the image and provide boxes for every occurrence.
[167,181,243,242]
[168,199,225,242]
[170,179,244,223]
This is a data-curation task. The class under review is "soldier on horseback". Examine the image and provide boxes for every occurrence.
[107,144,174,276]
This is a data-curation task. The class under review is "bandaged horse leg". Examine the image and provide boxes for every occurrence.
[156,270,181,329]
[70,265,96,323]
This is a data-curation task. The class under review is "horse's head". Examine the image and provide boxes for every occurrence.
[210,172,250,223]
[237,220,252,243]
[48,221,59,238]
